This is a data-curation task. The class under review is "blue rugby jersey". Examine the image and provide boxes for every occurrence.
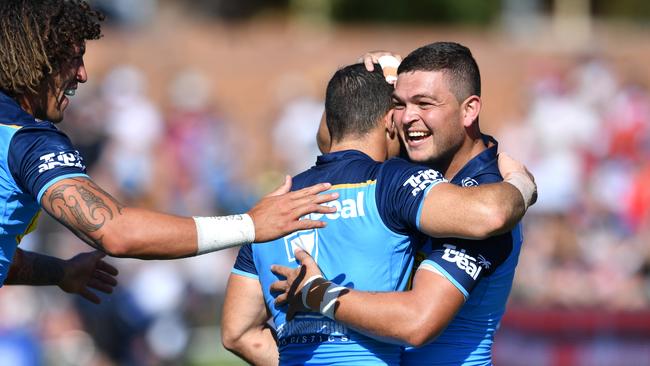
[402,135,524,366]
[0,91,88,284]
[233,150,445,366]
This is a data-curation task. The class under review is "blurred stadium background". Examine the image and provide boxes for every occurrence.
[1,0,650,365]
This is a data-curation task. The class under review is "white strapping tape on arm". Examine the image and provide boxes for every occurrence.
[319,283,347,319]
[504,172,536,210]
[193,214,255,254]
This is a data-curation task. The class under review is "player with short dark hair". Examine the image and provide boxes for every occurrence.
[272,42,532,366]
[222,62,535,365]
[0,0,338,297]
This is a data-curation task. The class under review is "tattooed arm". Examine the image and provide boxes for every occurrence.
[40,177,199,258]
[5,248,118,304]
[40,177,338,259]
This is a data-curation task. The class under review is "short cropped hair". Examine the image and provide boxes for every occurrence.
[398,42,481,102]
[325,63,394,143]
[0,0,103,97]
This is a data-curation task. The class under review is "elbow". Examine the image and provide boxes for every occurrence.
[98,229,136,258]
[397,310,444,348]
[402,320,444,348]
[404,333,431,348]
[473,204,510,238]
[221,330,240,353]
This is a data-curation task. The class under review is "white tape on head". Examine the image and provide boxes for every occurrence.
[378,55,400,84]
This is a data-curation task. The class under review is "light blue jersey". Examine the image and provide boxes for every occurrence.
[402,136,524,366]
[0,91,87,284]
[234,150,445,365]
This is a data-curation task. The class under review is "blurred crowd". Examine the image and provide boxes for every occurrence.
[1,25,649,366]
[499,56,650,310]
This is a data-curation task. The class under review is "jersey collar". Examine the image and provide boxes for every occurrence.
[0,90,39,126]
[315,150,375,166]
[450,134,499,185]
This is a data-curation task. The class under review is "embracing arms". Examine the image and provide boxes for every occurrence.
[417,153,535,239]
[271,249,462,347]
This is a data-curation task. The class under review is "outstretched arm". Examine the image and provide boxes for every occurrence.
[5,248,118,304]
[222,274,278,365]
[271,249,462,347]
[40,176,339,259]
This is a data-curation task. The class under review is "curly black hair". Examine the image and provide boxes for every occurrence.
[0,0,104,98]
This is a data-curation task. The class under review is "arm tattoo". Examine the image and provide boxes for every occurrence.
[44,178,124,248]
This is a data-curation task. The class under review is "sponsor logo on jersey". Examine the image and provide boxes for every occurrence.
[403,169,445,196]
[461,177,478,187]
[277,318,350,345]
[285,229,318,263]
[305,191,365,220]
[37,151,85,173]
[441,244,491,280]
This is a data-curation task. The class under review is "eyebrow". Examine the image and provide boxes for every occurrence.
[393,93,435,102]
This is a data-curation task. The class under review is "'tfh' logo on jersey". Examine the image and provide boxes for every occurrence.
[38,151,85,173]
[441,244,491,280]
[403,169,445,196]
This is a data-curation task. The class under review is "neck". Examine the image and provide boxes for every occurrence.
[441,135,487,180]
[329,130,387,162]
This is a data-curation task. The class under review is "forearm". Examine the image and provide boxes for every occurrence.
[97,207,198,259]
[5,249,64,286]
[331,289,425,345]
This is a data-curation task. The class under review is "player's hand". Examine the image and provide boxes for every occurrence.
[58,251,119,304]
[359,50,402,84]
[270,249,330,320]
[248,180,339,243]
[498,152,537,208]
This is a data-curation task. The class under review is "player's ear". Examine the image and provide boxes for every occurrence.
[384,109,396,138]
[316,111,331,154]
[461,95,481,127]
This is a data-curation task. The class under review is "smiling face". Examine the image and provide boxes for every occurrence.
[392,70,467,166]
[26,43,87,123]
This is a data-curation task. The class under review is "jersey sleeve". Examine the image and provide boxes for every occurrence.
[8,126,88,202]
[418,233,513,299]
[375,158,446,235]
[232,244,259,279]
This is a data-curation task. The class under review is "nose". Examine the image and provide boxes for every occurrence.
[76,61,88,83]
[398,104,418,127]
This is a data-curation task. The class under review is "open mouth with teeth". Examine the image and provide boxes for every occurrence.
[406,130,432,142]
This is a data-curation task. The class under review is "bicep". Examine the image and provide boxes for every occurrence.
[222,273,269,337]
[39,176,125,247]
[419,183,476,237]
[420,183,505,239]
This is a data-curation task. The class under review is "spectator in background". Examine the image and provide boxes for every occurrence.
[271,73,324,176]
[163,69,254,216]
